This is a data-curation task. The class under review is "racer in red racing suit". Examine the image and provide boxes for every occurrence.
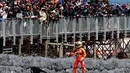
[66,41,87,73]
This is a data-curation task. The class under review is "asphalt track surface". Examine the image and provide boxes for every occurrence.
[0,54,130,73]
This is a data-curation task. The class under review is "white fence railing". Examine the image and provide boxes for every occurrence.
[0,16,130,46]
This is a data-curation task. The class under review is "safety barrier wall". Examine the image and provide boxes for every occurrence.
[0,16,130,46]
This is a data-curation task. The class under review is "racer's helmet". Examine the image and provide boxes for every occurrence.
[75,41,82,48]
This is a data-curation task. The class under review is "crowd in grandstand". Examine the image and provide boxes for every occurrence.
[0,0,129,22]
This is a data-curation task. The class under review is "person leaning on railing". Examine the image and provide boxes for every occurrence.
[39,7,48,25]
[0,0,130,20]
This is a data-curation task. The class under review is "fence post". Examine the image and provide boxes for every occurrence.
[94,43,97,59]
[87,17,90,40]
[73,19,76,47]
[56,22,59,43]
[112,17,114,39]
[30,19,33,44]
[124,16,127,38]
[96,18,98,41]
[18,38,22,56]
[114,40,118,58]
[79,18,82,41]
[47,25,50,42]
[59,43,63,57]
[64,18,67,42]
[103,17,106,40]
[12,19,16,45]
[40,22,42,44]
[45,40,48,57]
[2,20,6,46]
[117,17,120,39]
[21,19,24,45]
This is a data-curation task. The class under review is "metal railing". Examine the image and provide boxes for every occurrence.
[0,16,130,46]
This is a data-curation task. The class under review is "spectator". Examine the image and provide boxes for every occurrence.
[2,2,9,10]
[1,7,8,19]
[7,8,13,18]
[0,3,3,18]
[62,3,69,17]
[12,5,21,18]
[20,3,25,12]
[115,4,122,16]
[128,2,130,8]
[121,4,129,14]
[33,5,40,18]
[39,7,47,24]
[0,0,129,20]
[23,5,31,18]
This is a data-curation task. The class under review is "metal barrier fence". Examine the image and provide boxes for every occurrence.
[0,16,130,46]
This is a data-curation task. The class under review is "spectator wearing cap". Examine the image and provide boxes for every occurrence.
[49,10,59,22]
[121,4,129,14]
[2,2,9,10]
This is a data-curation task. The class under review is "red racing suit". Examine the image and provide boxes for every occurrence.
[69,48,87,73]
